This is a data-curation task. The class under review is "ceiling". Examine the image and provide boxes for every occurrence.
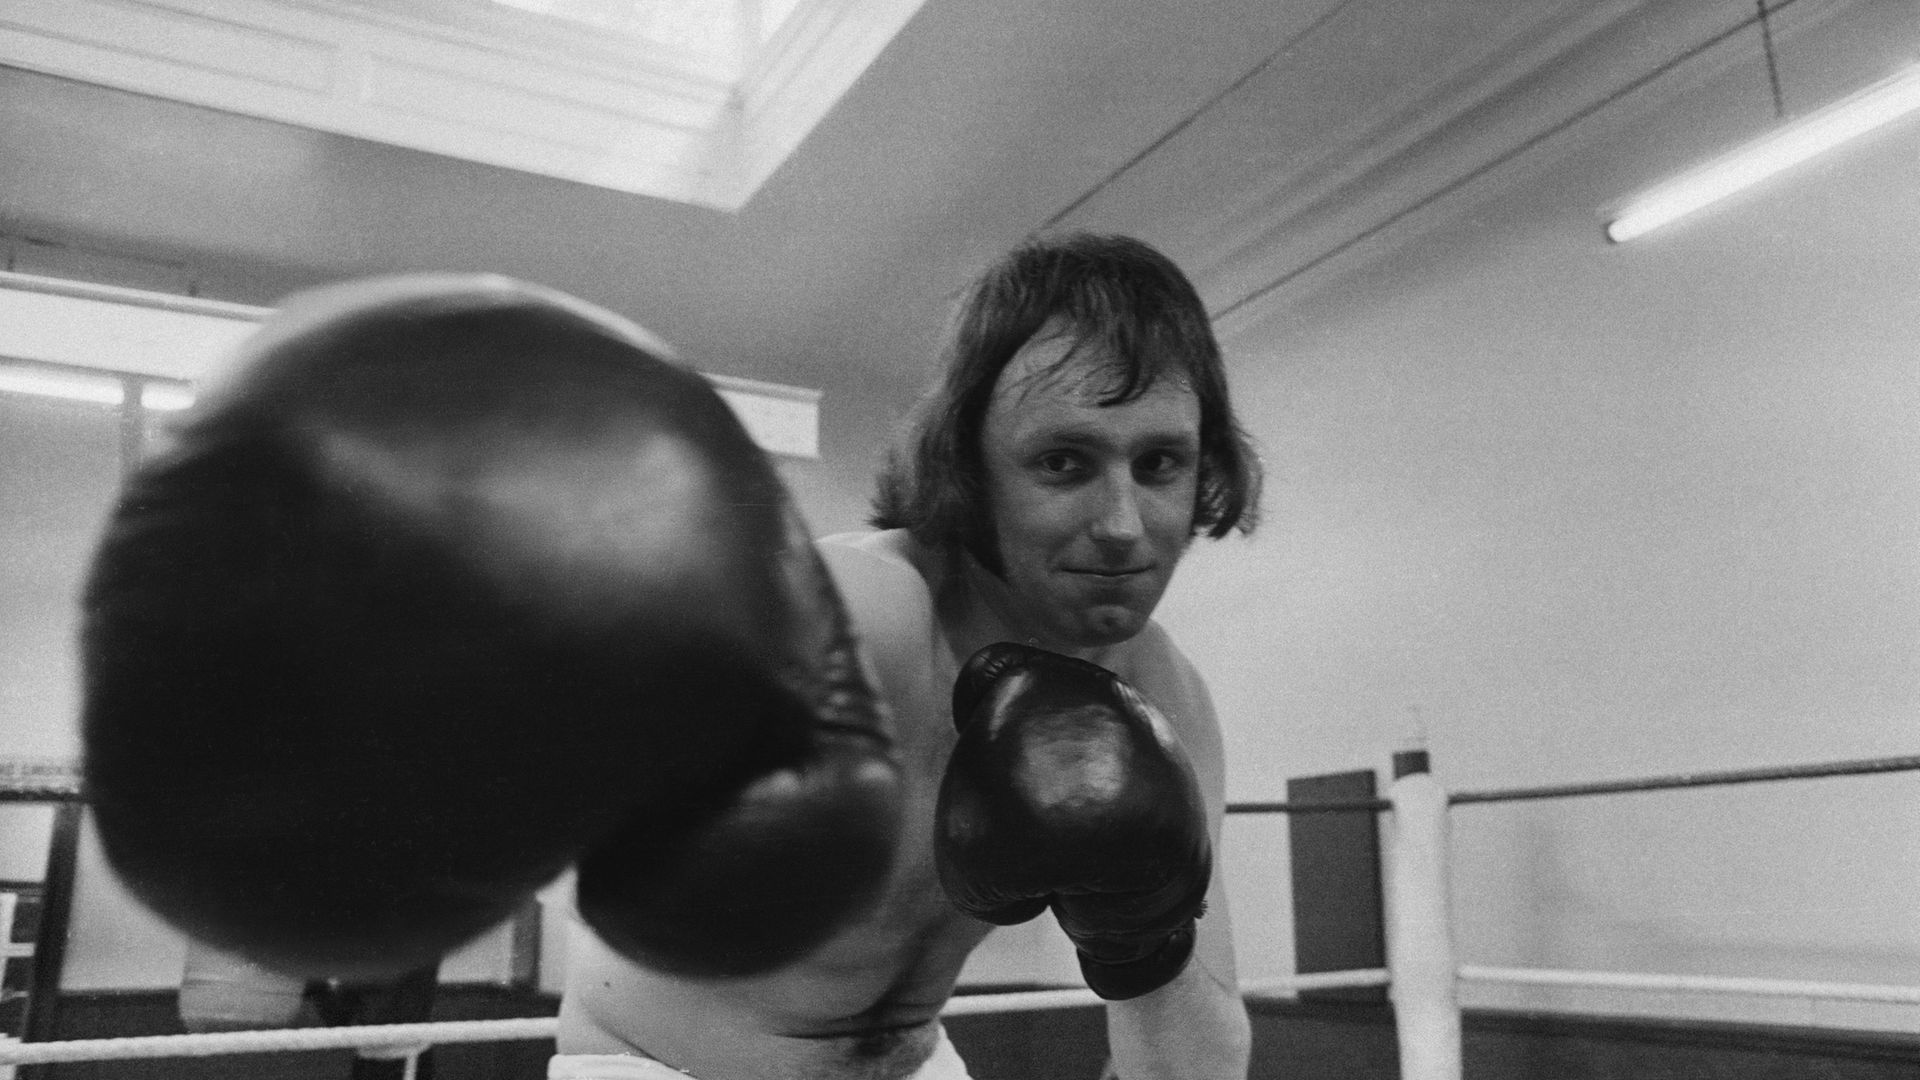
[0,0,1852,469]
[0,0,938,210]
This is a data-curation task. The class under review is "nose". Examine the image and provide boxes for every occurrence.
[1087,472,1146,547]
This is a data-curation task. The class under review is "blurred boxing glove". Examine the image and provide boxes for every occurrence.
[935,642,1211,1001]
[82,275,901,980]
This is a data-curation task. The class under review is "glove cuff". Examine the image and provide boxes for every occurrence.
[1075,925,1197,1001]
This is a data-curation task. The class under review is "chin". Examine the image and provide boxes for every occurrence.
[1070,611,1148,648]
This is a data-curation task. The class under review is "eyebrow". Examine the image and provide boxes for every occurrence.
[1012,426,1198,451]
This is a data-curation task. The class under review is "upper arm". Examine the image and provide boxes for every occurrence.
[815,534,943,737]
[1169,648,1228,832]
[1162,644,1238,986]
[1138,632,1227,841]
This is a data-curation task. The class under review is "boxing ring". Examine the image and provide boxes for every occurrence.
[4,751,1918,1079]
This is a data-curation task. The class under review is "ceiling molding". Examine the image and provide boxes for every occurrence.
[0,0,927,211]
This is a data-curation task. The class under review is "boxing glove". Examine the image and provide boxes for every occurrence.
[935,642,1211,1001]
[82,275,901,980]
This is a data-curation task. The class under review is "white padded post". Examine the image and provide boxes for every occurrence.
[1385,749,1461,1080]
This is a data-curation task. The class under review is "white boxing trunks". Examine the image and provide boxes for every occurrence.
[547,1023,974,1080]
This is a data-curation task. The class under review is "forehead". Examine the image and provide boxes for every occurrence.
[983,331,1199,446]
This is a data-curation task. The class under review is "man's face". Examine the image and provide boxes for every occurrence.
[980,329,1201,649]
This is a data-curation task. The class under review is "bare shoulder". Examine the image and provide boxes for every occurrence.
[1126,622,1216,718]
[815,530,939,645]
[817,528,927,581]
[815,530,953,747]
[1125,622,1226,788]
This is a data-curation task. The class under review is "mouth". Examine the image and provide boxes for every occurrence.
[1068,566,1153,579]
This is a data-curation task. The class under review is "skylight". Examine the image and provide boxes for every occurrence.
[486,0,750,69]
[0,0,928,210]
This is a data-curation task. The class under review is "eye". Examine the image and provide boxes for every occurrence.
[1032,450,1086,479]
[1135,448,1193,484]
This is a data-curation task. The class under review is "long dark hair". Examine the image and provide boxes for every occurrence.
[872,232,1260,570]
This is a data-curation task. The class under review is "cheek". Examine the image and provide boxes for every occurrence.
[1145,484,1199,540]
[992,487,1079,559]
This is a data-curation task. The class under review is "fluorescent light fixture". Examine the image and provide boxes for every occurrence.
[1,271,820,457]
[140,383,198,412]
[1607,62,1920,242]
[0,361,199,411]
[0,363,125,406]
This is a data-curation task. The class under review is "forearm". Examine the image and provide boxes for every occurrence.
[1102,646,1248,1078]
[1104,946,1250,1080]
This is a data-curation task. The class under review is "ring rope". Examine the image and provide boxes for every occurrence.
[1459,965,1920,1005]
[1242,968,1392,996]
[1227,798,1389,815]
[940,968,1392,1016]
[0,758,82,803]
[0,1018,558,1066]
[0,786,84,803]
[1450,753,1920,806]
[14,754,1913,812]
[0,972,1397,1065]
[0,778,83,804]
[939,988,1102,1015]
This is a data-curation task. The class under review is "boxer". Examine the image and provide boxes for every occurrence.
[557,233,1260,1079]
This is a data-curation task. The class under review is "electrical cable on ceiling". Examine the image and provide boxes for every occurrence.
[1757,1,1787,119]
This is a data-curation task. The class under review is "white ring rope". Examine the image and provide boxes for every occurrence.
[0,1018,557,1066]
[1459,965,1920,1005]
[0,971,1401,1065]
[1243,968,1393,996]
[941,967,1394,1016]
[938,988,1102,1015]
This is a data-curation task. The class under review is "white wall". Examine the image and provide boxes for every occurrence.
[1157,0,1920,1030]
